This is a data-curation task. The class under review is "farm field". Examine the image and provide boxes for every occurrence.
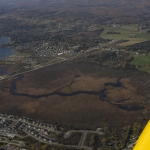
[100,24,150,46]
[117,40,147,47]
[131,53,150,73]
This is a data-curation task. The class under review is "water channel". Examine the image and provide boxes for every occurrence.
[9,75,144,111]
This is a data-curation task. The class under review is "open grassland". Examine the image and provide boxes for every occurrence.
[121,24,138,31]
[0,62,149,130]
[101,24,150,46]
[117,39,148,47]
[131,53,150,73]
[101,24,138,39]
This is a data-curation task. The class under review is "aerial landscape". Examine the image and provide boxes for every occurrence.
[0,0,150,150]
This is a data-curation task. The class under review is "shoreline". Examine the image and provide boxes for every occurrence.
[0,37,16,60]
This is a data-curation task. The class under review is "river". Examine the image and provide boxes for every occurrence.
[0,37,15,60]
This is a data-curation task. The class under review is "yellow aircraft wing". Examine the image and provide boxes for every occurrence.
[133,120,150,150]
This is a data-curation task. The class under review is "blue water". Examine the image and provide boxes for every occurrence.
[0,37,10,45]
[0,37,15,60]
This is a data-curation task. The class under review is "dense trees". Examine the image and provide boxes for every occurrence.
[127,40,150,54]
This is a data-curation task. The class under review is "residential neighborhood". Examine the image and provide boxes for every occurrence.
[0,113,105,150]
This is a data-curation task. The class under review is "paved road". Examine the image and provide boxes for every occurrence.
[0,48,98,81]
[23,130,81,149]
[64,130,103,149]
[1,116,60,134]
[0,116,103,150]
[64,130,103,138]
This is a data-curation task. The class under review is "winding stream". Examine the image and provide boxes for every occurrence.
[105,77,123,87]
[9,75,144,110]
[10,75,106,99]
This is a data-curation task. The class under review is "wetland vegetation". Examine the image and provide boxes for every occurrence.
[0,0,150,149]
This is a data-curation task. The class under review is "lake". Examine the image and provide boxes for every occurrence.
[0,37,15,60]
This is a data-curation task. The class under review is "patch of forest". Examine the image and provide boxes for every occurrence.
[127,40,150,54]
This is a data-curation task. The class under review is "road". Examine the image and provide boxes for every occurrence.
[23,129,100,150]
[0,48,98,81]
[0,116,60,134]
[23,130,82,149]
[64,130,103,149]
[0,115,103,150]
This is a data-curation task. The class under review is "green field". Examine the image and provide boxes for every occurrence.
[101,24,150,46]
[10,140,20,144]
[131,53,150,73]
